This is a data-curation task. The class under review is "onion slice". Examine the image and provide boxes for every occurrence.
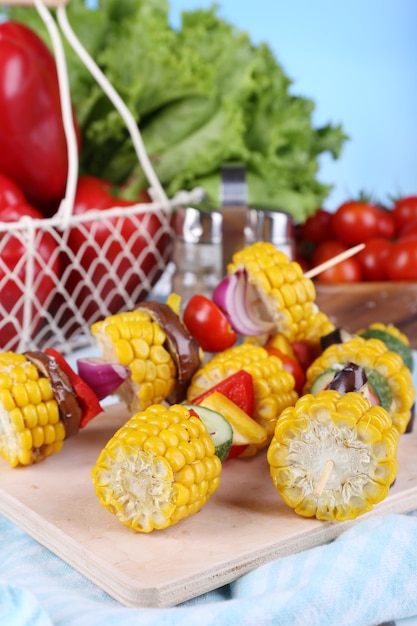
[76,357,130,400]
[212,270,275,337]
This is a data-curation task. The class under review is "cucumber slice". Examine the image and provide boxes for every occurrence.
[310,368,341,394]
[310,366,392,412]
[184,404,233,463]
[363,368,393,412]
[359,328,413,372]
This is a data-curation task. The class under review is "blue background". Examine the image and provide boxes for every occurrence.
[169,0,417,210]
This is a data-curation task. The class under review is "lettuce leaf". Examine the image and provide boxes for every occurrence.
[6,0,348,221]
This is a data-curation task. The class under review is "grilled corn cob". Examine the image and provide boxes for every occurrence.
[356,322,414,372]
[91,403,222,532]
[226,241,335,343]
[268,390,399,521]
[91,310,177,412]
[304,336,415,434]
[187,344,298,453]
[0,352,66,467]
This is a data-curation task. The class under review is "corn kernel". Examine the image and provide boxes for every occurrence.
[143,435,166,456]
[32,426,44,448]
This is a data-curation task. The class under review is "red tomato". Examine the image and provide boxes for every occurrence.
[183,294,237,352]
[316,259,362,283]
[392,196,417,233]
[52,176,170,337]
[301,208,333,243]
[375,207,397,239]
[386,240,417,281]
[266,347,306,394]
[291,340,319,372]
[356,238,393,281]
[311,240,347,266]
[331,201,379,245]
[0,196,59,350]
[398,221,417,241]
[312,240,362,283]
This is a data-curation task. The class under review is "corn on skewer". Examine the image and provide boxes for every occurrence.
[268,390,399,521]
[91,305,202,412]
[0,352,66,467]
[187,343,298,454]
[91,310,177,412]
[91,403,222,532]
[304,336,415,434]
[219,241,336,349]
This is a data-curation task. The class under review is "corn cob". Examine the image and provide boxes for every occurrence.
[0,352,66,467]
[304,336,415,434]
[91,310,177,412]
[91,403,222,532]
[187,344,298,453]
[356,322,414,372]
[267,389,399,521]
[227,241,335,343]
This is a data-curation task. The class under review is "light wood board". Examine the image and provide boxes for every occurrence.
[0,403,417,608]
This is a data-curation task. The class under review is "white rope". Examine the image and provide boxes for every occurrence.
[33,0,79,228]
[56,3,171,212]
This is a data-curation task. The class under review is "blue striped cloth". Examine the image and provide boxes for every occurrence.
[1,511,417,626]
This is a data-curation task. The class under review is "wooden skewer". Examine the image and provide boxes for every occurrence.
[304,243,365,279]
[313,459,334,498]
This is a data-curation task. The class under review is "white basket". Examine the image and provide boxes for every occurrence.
[0,0,197,355]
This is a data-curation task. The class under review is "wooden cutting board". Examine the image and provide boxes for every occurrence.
[0,403,417,608]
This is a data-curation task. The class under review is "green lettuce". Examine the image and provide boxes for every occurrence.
[6,0,348,221]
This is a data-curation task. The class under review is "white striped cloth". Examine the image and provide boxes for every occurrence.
[1,511,417,626]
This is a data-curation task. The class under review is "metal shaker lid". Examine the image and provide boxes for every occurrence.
[248,208,294,245]
[173,206,222,244]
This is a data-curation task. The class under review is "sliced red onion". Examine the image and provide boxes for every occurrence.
[212,270,275,337]
[76,357,130,400]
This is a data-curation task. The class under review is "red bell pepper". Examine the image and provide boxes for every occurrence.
[0,174,60,351]
[0,21,80,216]
[45,348,103,428]
[51,175,171,338]
[191,370,255,417]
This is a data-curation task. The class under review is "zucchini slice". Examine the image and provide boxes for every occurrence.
[184,403,233,463]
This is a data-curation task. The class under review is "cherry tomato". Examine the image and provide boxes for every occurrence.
[311,240,362,283]
[301,208,334,243]
[183,294,237,352]
[397,221,417,241]
[386,240,417,281]
[356,238,393,281]
[291,340,319,372]
[392,196,417,233]
[266,347,306,394]
[311,240,347,266]
[375,207,397,239]
[331,201,379,246]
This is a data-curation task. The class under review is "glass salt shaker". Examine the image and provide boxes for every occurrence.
[171,206,223,307]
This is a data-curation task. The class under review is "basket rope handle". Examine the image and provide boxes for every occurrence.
[15,0,170,227]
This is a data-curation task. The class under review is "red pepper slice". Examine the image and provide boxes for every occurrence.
[191,370,254,417]
[191,370,255,461]
[45,348,103,428]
